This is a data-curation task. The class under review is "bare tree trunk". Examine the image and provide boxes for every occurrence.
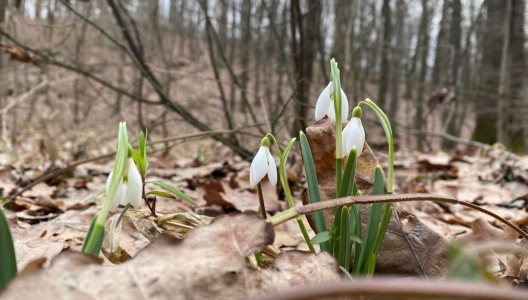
[240,0,251,113]
[497,0,512,145]
[431,0,449,87]
[441,0,461,149]
[415,0,429,150]
[73,2,91,125]
[290,0,307,135]
[388,0,406,123]
[377,0,392,110]
[472,0,504,145]
[508,0,526,152]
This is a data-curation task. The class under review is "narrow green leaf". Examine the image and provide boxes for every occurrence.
[129,148,144,174]
[351,204,362,274]
[332,207,342,257]
[146,190,176,199]
[299,132,329,252]
[371,204,393,256]
[146,181,196,206]
[311,231,331,245]
[82,214,104,255]
[365,253,377,278]
[357,166,384,273]
[0,208,16,291]
[337,207,350,271]
[339,147,357,198]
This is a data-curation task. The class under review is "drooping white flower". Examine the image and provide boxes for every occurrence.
[250,142,277,187]
[106,157,143,211]
[315,82,349,123]
[342,107,365,157]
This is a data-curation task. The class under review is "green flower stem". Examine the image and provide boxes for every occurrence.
[266,134,316,253]
[257,182,267,219]
[297,217,316,254]
[360,99,394,194]
[336,158,343,198]
[330,60,344,196]
[265,133,283,157]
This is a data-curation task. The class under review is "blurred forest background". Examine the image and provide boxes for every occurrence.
[0,0,525,161]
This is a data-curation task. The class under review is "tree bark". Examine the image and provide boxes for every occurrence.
[378,0,392,110]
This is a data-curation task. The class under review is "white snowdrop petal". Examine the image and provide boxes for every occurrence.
[327,104,336,122]
[315,82,332,121]
[109,180,124,212]
[341,88,349,122]
[266,148,277,186]
[342,118,365,158]
[126,159,143,208]
[357,119,365,156]
[342,121,352,155]
[250,147,268,186]
[120,183,129,206]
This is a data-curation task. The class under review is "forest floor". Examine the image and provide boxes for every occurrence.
[2,119,528,298]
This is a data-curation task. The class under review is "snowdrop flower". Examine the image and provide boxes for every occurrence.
[250,137,277,187]
[342,106,365,157]
[315,82,349,123]
[106,157,143,211]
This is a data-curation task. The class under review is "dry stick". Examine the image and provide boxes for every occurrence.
[267,194,528,241]
[3,129,252,205]
[256,182,266,219]
[252,278,528,300]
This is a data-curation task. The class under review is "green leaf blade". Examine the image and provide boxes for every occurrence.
[311,231,331,245]
[146,181,197,206]
[299,132,329,252]
[0,208,17,291]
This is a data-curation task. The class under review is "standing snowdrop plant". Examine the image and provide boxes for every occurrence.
[83,123,196,255]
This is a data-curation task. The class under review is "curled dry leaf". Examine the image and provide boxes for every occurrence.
[196,177,279,213]
[1,213,339,299]
[0,43,40,66]
[101,214,132,264]
[304,119,449,276]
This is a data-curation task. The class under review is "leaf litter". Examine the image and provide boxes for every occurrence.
[2,120,528,296]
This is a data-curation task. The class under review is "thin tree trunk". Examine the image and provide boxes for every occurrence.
[415,0,429,150]
[389,0,405,123]
[378,0,392,110]
[497,0,512,145]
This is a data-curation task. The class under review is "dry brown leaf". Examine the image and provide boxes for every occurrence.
[376,209,448,276]
[0,43,40,66]
[502,254,521,281]
[196,177,279,213]
[1,213,339,299]
[417,151,452,169]
[456,218,519,246]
